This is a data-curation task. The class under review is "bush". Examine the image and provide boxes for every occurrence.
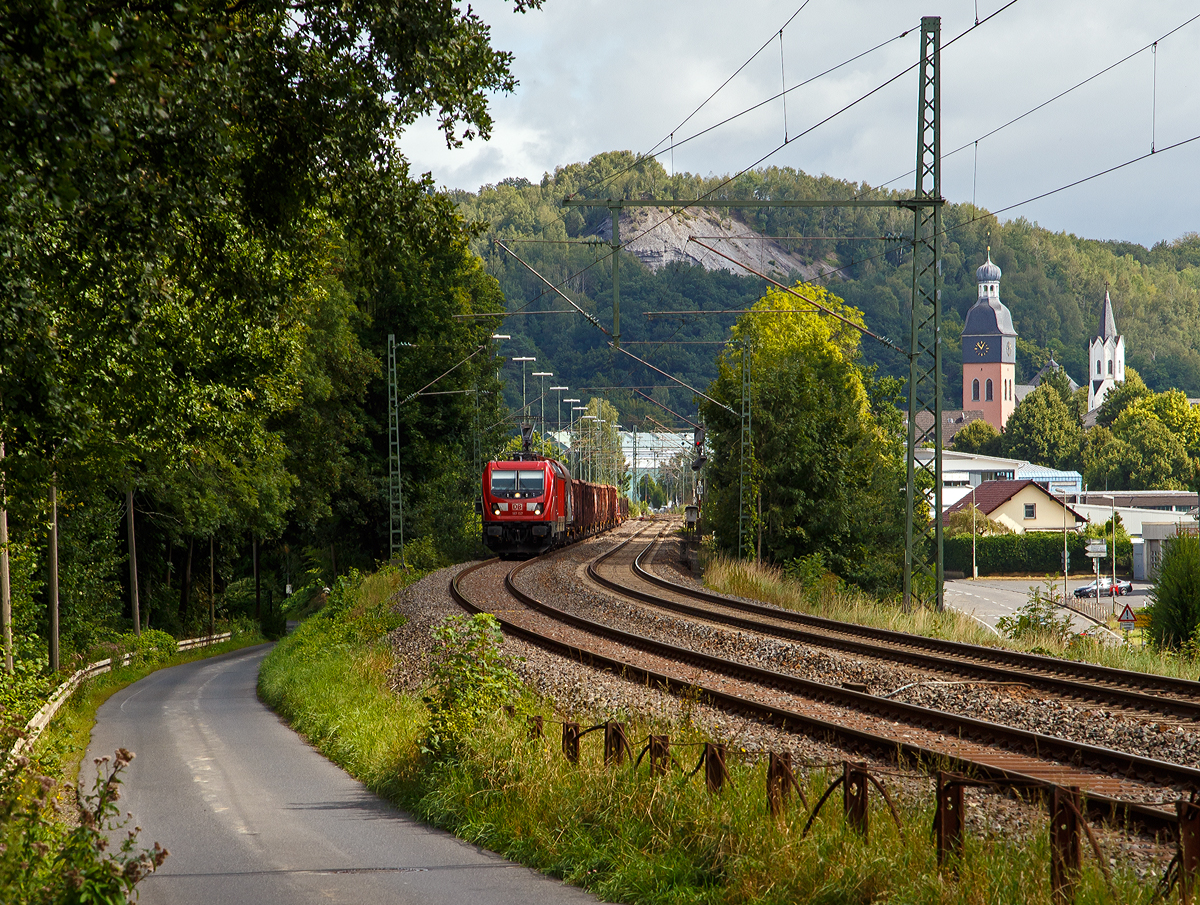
[1146,532,1200,649]
[996,581,1075,647]
[422,614,518,759]
[944,532,1087,576]
[0,741,167,904]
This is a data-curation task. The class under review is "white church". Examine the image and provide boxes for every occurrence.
[1087,287,1125,412]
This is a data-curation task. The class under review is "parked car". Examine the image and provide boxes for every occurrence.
[1073,577,1133,598]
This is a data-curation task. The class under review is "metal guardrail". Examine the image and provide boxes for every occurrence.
[9,632,232,760]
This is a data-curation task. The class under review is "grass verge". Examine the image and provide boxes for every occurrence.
[259,566,1165,905]
[702,554,1200,681]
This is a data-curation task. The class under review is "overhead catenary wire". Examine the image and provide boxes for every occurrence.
[573,26,917,199]
[486,12,987,321]
[764,127,1200,301]
[582,2,813,198]
[565,6,1031,310]
[871,10,1200,193]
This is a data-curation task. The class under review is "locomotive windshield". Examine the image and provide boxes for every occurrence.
[490,469,544,497]
[518,470,544,495]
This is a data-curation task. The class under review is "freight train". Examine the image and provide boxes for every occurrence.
[481,452,627,558]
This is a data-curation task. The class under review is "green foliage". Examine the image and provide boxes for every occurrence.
[0,745,167,904]
[111,630,177,670]
[422,614,519,759]
[1145,532,1200,649]
[996,582,1076,646]
[700,286,907,590]
[636,474,668,509]
[944,533,1087,576]
[781,552,832,602]
[0,0,534,665]
[1086,404,1193,490]
[0,636,54,726]
[943,504,1012,538]
[1002,384,1081,469]
[952,419,1004,456]
[1095,368,1151,427]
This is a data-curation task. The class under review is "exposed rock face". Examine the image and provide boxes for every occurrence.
[591,206,837,282]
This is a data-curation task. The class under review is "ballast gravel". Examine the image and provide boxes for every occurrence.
[385,531,1178,881]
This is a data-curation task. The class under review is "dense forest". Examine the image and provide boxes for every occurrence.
[0,0,537,681]
[450,151,1200,423]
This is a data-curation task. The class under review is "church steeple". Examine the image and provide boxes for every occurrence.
[962,249,1018,430]
[1087,283,1125,412]
[1098,284,1118,339]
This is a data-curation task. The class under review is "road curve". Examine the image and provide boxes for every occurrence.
[86,644,598,905]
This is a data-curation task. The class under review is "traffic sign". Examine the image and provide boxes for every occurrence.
[1134,613,1151,629]
[1085,541,1107,558]
[1118,603,1137,631]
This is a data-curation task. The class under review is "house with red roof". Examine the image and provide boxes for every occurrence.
[941,479,1086,535]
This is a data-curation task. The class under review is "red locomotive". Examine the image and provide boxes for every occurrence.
[481,445,627,558]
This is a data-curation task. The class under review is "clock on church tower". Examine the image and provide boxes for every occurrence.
[961,251,1017,430]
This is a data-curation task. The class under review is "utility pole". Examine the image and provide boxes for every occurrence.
[388,335,405,568]
[902,16,944,611]
[610,204,621,346]
[739,341,753,560]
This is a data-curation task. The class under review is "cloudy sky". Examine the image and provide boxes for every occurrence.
[399,1,1200,247]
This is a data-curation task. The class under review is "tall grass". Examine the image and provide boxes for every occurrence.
[702,555,1200,681]
[703,555,997,645]
[259,567,1165,905]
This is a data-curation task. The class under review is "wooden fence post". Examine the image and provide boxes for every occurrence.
[1180,799,1200,905]
[767,752,793,817]
[935,772,965,867]
[705,743,729,794]
[562,721,580,763]
[604,721,630,765]
[1051,786,1082,905]
[844,762,869,839]
[648,735,670,775]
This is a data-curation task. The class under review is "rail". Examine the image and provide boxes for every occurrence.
[452,552,1193,833]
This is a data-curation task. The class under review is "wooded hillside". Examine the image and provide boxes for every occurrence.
[451,151,1200,421]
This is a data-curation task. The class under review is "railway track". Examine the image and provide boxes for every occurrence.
[449,530,1199,833]
[588,524,1200,724]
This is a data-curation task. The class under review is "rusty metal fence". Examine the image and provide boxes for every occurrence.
[506,709,1200,904]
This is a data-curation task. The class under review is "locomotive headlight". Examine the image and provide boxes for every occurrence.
[534,503,543,515]
[491,504,500,516]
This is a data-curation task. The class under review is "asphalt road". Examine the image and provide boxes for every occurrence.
[945,576,1150,634]
[86,644,599,905]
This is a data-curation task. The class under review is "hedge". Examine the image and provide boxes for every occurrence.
[944,532,1088,576]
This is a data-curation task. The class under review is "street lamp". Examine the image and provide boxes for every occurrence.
[570,405,587,474]
[971,483,977,580]
[1101,494,1118,613]
[532,372,552,442]
[582,415,599,482]
[594,419,606,484]
[511,357,536,422]
[550,387,568,440]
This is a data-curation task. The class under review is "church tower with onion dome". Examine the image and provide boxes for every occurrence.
[961,249,1018,430]
[1087,286,1125,412]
